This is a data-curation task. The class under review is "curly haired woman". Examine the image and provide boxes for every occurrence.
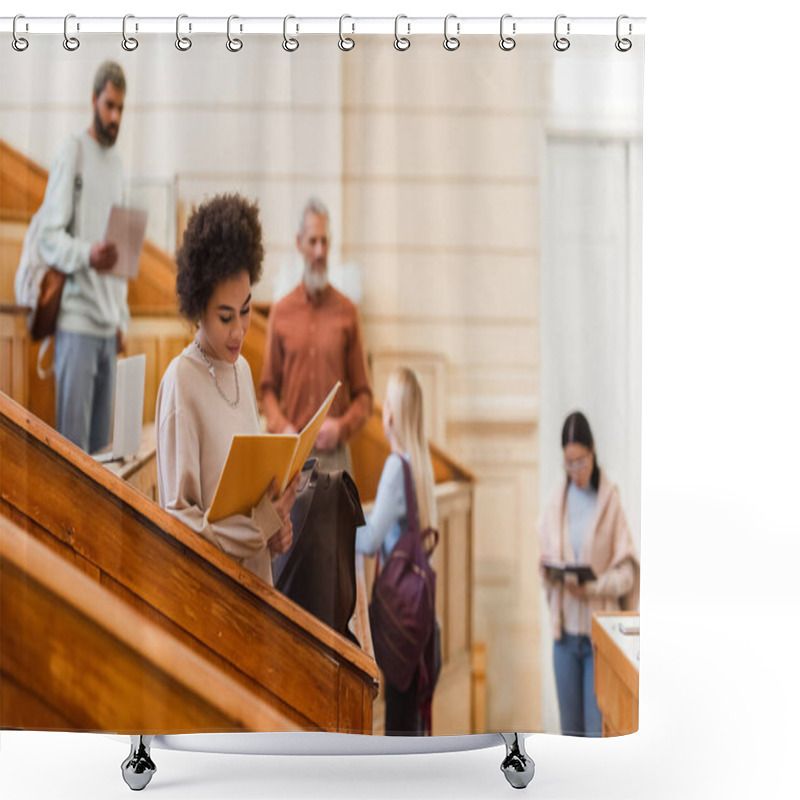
[155,193,299,585]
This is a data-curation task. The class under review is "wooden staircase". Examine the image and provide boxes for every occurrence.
[1,518,297,732]
[0,392,378,732]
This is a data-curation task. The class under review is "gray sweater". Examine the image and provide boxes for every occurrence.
[38,130,129,336]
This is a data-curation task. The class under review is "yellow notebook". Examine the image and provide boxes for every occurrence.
[206,381,341,524]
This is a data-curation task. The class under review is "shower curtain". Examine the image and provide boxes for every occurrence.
[0,15,644,788]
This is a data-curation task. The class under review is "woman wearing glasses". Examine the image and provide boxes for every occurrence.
[538,411,639,737]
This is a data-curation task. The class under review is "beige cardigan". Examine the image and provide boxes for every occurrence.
[539,471,640,640]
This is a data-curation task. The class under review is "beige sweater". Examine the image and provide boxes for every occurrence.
[539,472,640,639]
[155,343,281,585]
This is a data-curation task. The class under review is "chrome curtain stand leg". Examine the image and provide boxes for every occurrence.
[500,733,535,789]
[121,735,157,791]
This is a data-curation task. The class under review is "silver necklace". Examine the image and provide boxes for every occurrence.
[194,338,240,408]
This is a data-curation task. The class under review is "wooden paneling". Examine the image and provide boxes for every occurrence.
[0,219,26,302]
[0,392,378,733]
[126,315,192,423]
[0,306,29,408]
[1,519,294,733]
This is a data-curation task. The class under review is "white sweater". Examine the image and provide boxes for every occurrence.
[38,130,129,336]
[155,344,282,585]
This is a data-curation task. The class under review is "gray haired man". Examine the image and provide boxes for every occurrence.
[38,60,129,453]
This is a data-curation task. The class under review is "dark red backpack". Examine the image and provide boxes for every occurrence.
[369,458,439,703]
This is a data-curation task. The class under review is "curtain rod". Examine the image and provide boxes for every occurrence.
[2,16,646,37]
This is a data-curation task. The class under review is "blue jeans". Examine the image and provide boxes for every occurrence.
[54,329,117,454]
[553,632,603,737]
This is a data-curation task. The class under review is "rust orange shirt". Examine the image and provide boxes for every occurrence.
[260,282,372,441]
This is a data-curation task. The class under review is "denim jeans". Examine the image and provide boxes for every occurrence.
[553,632,603,736]
[54,328,117,454]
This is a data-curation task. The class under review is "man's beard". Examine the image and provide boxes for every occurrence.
[303,265,329,294]
[93,108,118,146]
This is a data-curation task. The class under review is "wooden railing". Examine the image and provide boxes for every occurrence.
[0,392,378,733]
[1,518,297,732]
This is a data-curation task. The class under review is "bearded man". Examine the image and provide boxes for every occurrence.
[260,198,372,472]
[38,60,129,453]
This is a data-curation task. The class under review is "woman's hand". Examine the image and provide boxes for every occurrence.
[272,472,300,513]
[266,472,301,557]
[268,519,293,556]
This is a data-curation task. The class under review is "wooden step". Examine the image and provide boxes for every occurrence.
[0,391,378,733]
[1,517,297,733]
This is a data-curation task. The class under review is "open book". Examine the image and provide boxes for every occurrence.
[206,381,341,524]
[541,560,596,585]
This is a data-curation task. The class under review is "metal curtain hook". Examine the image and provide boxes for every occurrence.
[394,14,410,51]
[227,15,243,52]
[63,13,80,51]
[283,15,299,52]
[339,14,355,51]
[175,14,192,51]
[553,14,570,52]
[122,14,139,51]
[615,15,632,52]
[12,15,29,52]
[499,14,516,51]
[443,14,460,51]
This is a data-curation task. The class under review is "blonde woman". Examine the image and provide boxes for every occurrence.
[356,366,437,735]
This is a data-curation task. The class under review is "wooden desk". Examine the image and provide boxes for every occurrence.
[591,611,639,736]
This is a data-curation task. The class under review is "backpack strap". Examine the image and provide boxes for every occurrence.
[399,457,420,536]
[67,134,84,237]
[400,457,439,557]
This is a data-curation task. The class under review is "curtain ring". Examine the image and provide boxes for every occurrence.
[443,14,460,51]
[283,15,299,52]
[338,14,355,51]
[553,14,570,52]
[63,14,80,51]
[499,14,516,51]
[122,14,139,51]
[226,15,243,52]
[175,14,192,51]
[12,15,29,52]
[394,15,410,51]
[615,15,632,52]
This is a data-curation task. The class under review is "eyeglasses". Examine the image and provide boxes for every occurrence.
[564,456,591,474]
